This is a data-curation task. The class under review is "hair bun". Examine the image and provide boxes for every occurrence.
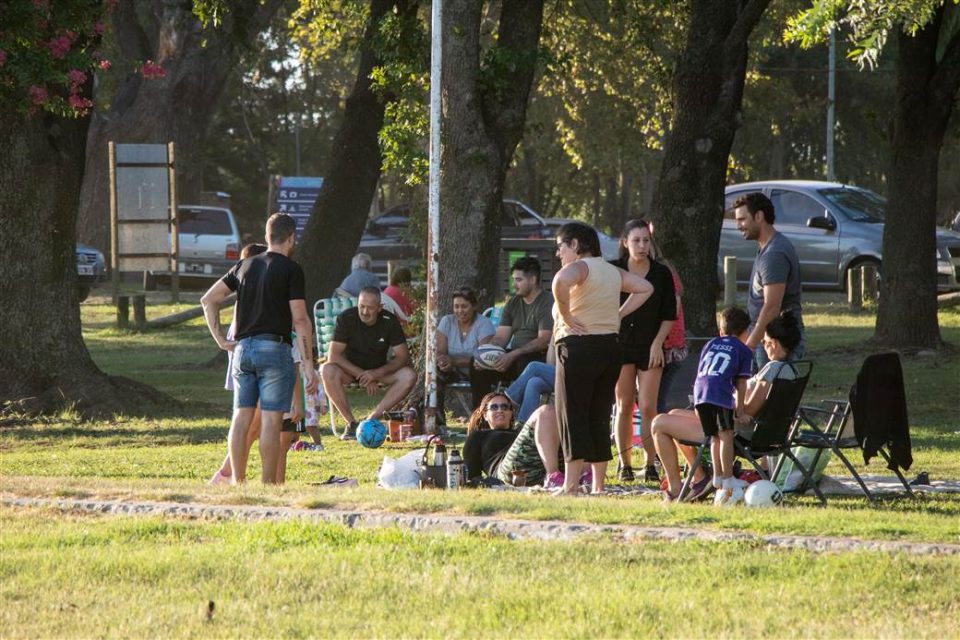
[778,311,798,328]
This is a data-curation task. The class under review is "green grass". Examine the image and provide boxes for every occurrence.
[2,508,958,639]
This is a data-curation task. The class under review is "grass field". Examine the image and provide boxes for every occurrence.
[2,290,959,637]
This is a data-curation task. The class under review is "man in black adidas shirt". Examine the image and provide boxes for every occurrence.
[201,213,317,483]
[321,286,416,440]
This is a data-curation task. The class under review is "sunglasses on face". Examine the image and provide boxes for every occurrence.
[486,403,512,412]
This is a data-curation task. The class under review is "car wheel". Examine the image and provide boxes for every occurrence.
[78,286,90,302]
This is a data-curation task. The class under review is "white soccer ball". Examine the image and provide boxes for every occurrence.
[474,344,506,370]
[744,480,784,507]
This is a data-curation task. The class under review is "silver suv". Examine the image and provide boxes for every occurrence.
[721,180,960,292]
[175,205,241,277]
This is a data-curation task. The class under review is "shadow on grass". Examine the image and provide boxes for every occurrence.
[1,424,227,446]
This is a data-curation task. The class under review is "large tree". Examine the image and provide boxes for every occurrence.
[0,1,169,417]
[296,0,421,304]
[790,0,960,349]
[651,0,772,338]
[76,0,283,253]
[438,0,545,308]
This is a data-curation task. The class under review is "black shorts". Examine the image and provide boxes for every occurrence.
[621,346,654,371]
[695,403,735,438]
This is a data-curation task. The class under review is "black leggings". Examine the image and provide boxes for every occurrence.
[555,334,620,463]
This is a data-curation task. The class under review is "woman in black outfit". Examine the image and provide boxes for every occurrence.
[610,219,677,483]
[462,391,519,481]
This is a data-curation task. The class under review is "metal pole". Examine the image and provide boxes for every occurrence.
[826,27,836,181]
[168,142,180,304]
[424,0,442,435]
[108,141,119,303]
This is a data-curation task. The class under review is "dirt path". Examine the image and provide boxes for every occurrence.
[4,495,958,556]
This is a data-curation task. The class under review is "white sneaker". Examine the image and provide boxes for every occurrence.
[713,488,732,506]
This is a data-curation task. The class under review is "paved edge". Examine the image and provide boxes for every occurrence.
[3,496,958,556]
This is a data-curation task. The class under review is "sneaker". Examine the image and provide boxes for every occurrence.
[618,465,635,482]
[543,471,565,490]
[644,465,660,483]
[340,421,358,441]
[302,442,324,452]
[208,470,230,485]
[713,488,732,506]
[684,475,714,502]
[579,468,593,488]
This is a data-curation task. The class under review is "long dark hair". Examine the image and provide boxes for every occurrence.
[467,391,514,435]
[618,219,651,261]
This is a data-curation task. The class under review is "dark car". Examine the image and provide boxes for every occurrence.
[358,200,618,282]
[76,243,107,302]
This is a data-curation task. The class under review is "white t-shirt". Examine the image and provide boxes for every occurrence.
[746,360,797,400]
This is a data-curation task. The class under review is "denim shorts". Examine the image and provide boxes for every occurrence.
[232,336,296,412]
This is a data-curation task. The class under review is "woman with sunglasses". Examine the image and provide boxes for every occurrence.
[436,287,495,423]
[464,391,562,487]
[553,222,653,495]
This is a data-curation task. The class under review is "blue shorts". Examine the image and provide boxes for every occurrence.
[232,336,296,413]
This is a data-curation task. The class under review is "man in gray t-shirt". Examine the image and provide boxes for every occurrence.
[733,192,805,369]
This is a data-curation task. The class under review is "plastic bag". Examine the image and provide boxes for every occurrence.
[774,446,832,492]
[378,448,425,490]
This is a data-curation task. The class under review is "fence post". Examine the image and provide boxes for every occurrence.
[847,269,862,311]
[133,294,147,330]
[723,256,737,308]
[117,295,130,329]
[862,264,878,303]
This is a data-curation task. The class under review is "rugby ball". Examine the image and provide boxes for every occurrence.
[474,344,506,370]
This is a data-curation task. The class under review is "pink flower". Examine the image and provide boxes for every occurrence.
[94,21,105,36]
[47,36,71,59]
[32,0,49,9]
[69,94,93,111]
[99,59,112,71]
[141,60,167,79]
[0,50,6,68]
[29,85,49,105]
[106,0,118,11]
[68,69,87,89]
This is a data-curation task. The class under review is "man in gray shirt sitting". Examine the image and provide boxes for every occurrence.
[337,252,381,296]
[733,192,805,369]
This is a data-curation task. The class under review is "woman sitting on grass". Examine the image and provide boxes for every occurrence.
[462,392,564,488]
[650,311,802,503]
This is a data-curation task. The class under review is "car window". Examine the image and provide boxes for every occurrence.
[500,203,518,228]
[770,190,826,226]
[724,191,749,219]
[818,187,885,222]
[514,204,542,228]
[179,209,231,235]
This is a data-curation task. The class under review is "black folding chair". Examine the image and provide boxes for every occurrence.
[678,361,819,503]
[792,353,914,502]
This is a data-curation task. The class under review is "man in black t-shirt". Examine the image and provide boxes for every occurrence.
[201,213,317,484]
[321,286,416,440]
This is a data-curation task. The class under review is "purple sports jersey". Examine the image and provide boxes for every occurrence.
[692,336,753,409]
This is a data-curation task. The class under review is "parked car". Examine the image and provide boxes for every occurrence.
[721,180,960,292]
[76,243,107,302]
[358,199,619,283]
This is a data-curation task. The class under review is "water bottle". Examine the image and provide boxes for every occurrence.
[433,439,446,467]
[446,447,464,490]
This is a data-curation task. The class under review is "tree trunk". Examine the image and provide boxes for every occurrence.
[0,111,172,418]
[298,0,418,305]
[438,0,545,311]
[76,0,281,254]
[652,0,770,338]
[874,6,960,349]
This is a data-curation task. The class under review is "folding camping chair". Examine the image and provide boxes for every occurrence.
[791,353,914,502]
[677,361,823,504]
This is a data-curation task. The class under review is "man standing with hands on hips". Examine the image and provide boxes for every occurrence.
[201,213,318,484]
[732,192,805,369]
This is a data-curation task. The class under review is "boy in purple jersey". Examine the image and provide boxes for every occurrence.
[693,307,753,501]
